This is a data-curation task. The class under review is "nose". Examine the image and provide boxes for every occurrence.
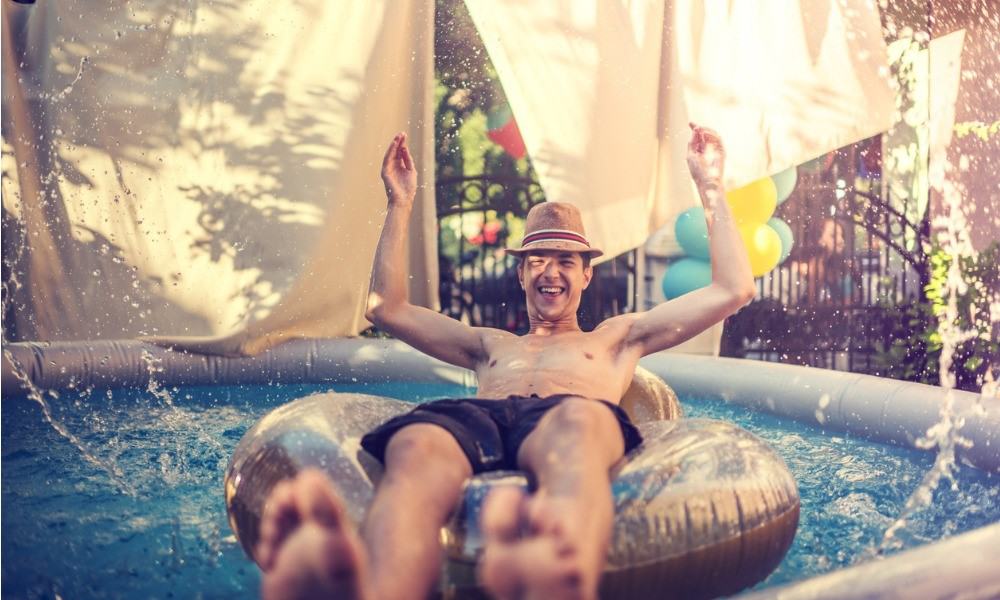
[542,260,560,279]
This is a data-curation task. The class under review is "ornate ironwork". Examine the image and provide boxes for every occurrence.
[724,143,933,374]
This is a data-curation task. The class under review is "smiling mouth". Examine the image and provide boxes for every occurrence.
[538,286,565,297]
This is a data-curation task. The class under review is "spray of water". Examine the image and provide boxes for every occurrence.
[2,347,138,497]
[876,135,992,556]
[140,348,229,470]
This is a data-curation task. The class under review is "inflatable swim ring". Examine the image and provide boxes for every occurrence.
[226,383,798,599]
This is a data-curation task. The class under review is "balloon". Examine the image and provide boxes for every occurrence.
[674,207,710,260]
[726,178,777,224]
[661,258,712,299]
[767,218,794,263]
[738,224,782,277]
[771,167,798,205]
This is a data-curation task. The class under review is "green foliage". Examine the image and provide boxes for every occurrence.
[874,242,999,391]
[953,120,1000,142]
[434,0,533,182]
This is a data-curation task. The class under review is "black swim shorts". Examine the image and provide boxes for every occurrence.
[359,394,643,474]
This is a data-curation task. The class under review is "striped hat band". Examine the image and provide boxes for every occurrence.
[521,229,591,248]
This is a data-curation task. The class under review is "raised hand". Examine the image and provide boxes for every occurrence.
[686,123,725,190]
[381,132,417,206]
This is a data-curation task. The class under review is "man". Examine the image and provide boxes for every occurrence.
[255,125,754,600]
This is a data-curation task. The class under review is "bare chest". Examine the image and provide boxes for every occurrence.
[475,332,634,401]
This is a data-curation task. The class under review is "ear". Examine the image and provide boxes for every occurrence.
[517,261,525,289]
[582,264,593,289]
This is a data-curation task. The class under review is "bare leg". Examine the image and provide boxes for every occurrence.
[363,424,473,600]
[479,399,625,600]
[256,423,471,600]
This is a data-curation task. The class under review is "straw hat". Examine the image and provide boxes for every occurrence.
[506,202,603,258]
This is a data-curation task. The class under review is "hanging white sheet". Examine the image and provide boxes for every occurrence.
[464,0,895,261]
[2,0,437,353]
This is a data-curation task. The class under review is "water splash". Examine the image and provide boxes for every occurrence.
[43,56,89,103]
[2,347,137,497]
[140,349,229,475]
[876,389,976,554]
[875,119,993,555]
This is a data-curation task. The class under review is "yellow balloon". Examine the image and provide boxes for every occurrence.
[726,178,777,224]
[739,224,782,277]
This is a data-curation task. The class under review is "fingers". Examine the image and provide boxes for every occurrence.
[687,122,723,154]
[397,133,416,171]
[381,134,401,172]
[687,122,703,151]
[382,131,416,175]
[401,146,414,171]
[700,128,722,145]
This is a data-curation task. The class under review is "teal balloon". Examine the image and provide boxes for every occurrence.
[661,258,712,299]
[771,167,798,205]
[767,217,794,263]
[674,207,710,259]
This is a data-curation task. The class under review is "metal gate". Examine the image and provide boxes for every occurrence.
[722,141,932,373]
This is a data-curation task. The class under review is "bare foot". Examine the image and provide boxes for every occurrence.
[257,469,373,600]
[478,487,595,600]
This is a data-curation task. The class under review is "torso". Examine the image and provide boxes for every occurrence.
[474,318,641,403]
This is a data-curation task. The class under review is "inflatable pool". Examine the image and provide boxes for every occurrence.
[4,337,999,598]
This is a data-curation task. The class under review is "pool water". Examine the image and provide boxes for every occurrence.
[2,382,998,598]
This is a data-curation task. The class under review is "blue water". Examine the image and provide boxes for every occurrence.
[2,382,998,598]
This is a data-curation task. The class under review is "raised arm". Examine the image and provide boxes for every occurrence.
[617,124,756,356]
[365,133,487,369]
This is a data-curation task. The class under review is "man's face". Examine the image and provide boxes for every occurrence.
[518,250,593,321]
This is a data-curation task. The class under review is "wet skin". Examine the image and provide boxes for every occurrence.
[259,127,755,600]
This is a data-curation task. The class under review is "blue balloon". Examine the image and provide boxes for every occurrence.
[771,167,798,205]
[767,217,794,263]
[674,207,710,259]
[661,257,712,300]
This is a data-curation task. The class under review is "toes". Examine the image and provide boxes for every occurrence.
[524,498,575,557]
[482,486,527,544]
[257,478,301,570]
[294,469,345,529]
[525,495,559,535]
[257,470,347,571]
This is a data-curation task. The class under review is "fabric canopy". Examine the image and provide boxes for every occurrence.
[464,0,896,261]
[2,0,437,353]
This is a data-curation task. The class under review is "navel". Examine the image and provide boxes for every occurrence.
[584,352,594,360]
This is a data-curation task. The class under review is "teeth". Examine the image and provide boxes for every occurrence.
[540,287,563,294]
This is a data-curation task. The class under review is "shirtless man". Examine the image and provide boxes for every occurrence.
[255,124,754,600]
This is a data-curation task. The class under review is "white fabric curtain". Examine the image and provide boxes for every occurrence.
[464,0,896,261]
[2,0,437,352]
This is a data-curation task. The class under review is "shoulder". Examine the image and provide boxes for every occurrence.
[594,313,642,334]
[591,313,643,352]
[475,326,517,350]
[476,327,517,340]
